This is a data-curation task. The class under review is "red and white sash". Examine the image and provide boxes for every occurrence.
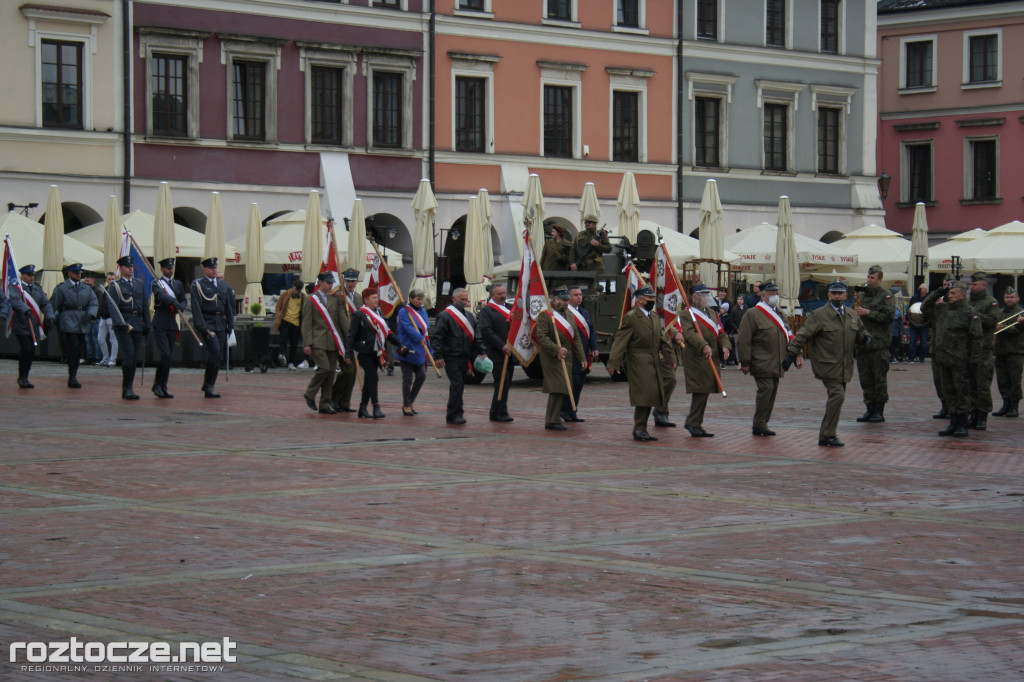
[550,309,574,343]
[345,293,358,314]
[691,307,722,337]
[487,300,511,322]
[312,294,346,356]
[567,305,590,342]
[443,305,475,340]
[406,305,429,338]
[360,305,390,354]
[756,301,794,340]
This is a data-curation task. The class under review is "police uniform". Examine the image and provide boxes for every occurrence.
[966,272,1000,429]
[51,263,98,388]
[190,257,235,397]
[993,286,1024,418]
[855,267,896,422]
[923,282,983,437]
[151,258,188,398]
[108,256,151,400]
[9,265,55,388]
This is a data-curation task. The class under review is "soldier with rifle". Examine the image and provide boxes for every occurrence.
[569,216,611,272]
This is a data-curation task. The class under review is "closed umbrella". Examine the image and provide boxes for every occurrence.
[477,188,495,292]
[153,181,176,274]
[579,181,602,228]
[908,202,930,286]
[243,203,264,314]
[774,196,800,314]
[411,178,438,307]
[41,185,64,295]
[204,192,226,267]
[103,195,120,274]
[301,190,323,283]
[616,172,641,244]
[696,179,725,291]
[347,198,367,274]
[463,196,487,305]
[521,173,546,253]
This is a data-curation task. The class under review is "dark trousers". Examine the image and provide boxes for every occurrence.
[443,356,469,421]
[857,348,890,405]
[279,321,302,365]
[64,332,84,378]
[400,361,427,407]
[154,327,176,365]
[358,353,381,405]
[202,331,226,388]
[115,329,144,389]
[331,355,358,408]
[995,353,1023,402]
[753,375,780,429]
[85,320,99,360]
[490,357,514,418]
[16,334,34,378]
[305,347,338,408]
[562,365,586,419]
[909,325,929,361]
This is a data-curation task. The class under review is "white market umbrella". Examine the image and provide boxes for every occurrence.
[411,178,438,307]
[477,188,495,291]
[153,182,176,274]
[774,196,800,314]
[908,203,930,284]
[205,192,227,267]
[0,212,104,272]
[521,173,546,254]
[103,195,121,273]
[74,211,235,260]
[725,222,858,273]
[301,190,323,283]
[243,203,264,314]
[958,220,1024,274]
[579,181,602,227]
[616,172,641,245]
[696,179,725,290]
[832,224,911,276]
[929,228,987,273]
[463,196,487,305]
[41,185,64,295]
[347,198,367,274]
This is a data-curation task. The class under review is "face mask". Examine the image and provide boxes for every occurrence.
[643,300,656,311]
[768,295,780,307]
[454,300,467,310]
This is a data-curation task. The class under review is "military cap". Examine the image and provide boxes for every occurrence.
[316,272,335,283]
[553,287,571,300]
[635,285,655,297]
[867,264,884,276]
[943,273,957,283]
[950,281,969,292]
[828,280,848,292]
[66,263,83,273]
[158,257,175,269]
[1005,286,1016,295]
[761,280,780,292]
[200,257,218,269]
[19,264,37,275]
[116,255,133,267]
[690,283,710,295]
[342,269,361,281]
[970,271,988,282]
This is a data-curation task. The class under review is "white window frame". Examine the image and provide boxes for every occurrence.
[138,28,205,139]
[220,35,283,144]
[764,0,792,49]
[542,0,580,28]
[450,53,498,154]
[962,28,1002,89]
[818,0,845,55]
[694,0,724,42]
[963,135,1000,200]
[688,73,736,169]
[899,139,935,204]
[370,0,408,10]
[607,68,651,163]
[539,61,585,159]
[899,34,937,93]
[363,51,418,150]
[454,0,493,18]
[612,0,647,34]
[811,85,854,176]
[756,80,803,173]
[22,5,108,130]
[299,44,357,148]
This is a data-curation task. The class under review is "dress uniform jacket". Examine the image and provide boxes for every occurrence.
[737,303,790,378]
[9,282,54,335]
[786,303,867,383]
[108,277,150,331]
[681,306,732,393]
[535,310,587,395]
[300,292,348,353]
[190,277,234,334]
[152,277,187,331]
[606,307,671,407]
[51,280,97,334]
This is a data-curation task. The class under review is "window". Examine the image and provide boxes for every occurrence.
[697,0,718,40]
[139,28,205,139]
[220,36,282,143]
[763,103,787,170]
[905,40,933,89]
[373,72,403,148]
[455,76,485,152]
[311,66,344,145]
[544,85,573,158]
[459,0,484,9]
[41,40,83,129]
[612,91,638,162]
[694,97,720,168]
[968,34,998,83]
[903,142,933,203]
[372,0,403,8]
[969,139,997,200]
[817,107,840,174]
[820,0,840,54]
[617,0,639,28]
[233,61,266,141]
[150,54,188,137]
[548,0,571,21]
[766,0,786,48]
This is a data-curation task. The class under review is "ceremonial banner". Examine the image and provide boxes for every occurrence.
[368,250,400,318]
[507,230,548,366]
[119,231,155,296]
[619,263,641,325]
[3,235,43,338]
[320,220,340,289]
[650,243,683,328]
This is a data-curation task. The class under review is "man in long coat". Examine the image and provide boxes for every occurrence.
[680,284,731,437]
[536,288,586,431]
[302,272,349,413]
[783,281,869,447]
[51,263,97,389]
[607,286,673,441]
[330,269,363,412]
[737,281,791,436]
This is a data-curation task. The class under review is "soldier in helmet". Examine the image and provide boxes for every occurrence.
[922,279,983,437]
[783,281,870,447]
[965,272,999,430]
[570,216,611,272]
[190,257,234,398]
[853,265,896,423]
[992,286,1023,418]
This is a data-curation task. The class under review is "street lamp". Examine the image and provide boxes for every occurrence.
[877,172,891,200]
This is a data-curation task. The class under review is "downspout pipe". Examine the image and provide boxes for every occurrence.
[675,1,683,232]
[428,0,436,189]
[122,0,131,213]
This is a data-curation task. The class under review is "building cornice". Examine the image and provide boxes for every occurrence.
[878,1,1024,29]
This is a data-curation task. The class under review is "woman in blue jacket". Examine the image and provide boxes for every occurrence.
[397,290,434,416]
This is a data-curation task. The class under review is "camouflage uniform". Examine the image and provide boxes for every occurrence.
[922,286,983,436]
[993,297,1024,417]
[966,279,999,424]
[855,284,895,420]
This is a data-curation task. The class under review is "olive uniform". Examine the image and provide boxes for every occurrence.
[737,287,791,435]
[540,236,572,272]
[680,304,731,436]
[535,305,587,429]
[572,227,611,272]
[607,301,672,439]
[922,285,983,437]
[855,283,895,421]
[966,273,999,427]
[329,271,363,412]
[993,294,1024,417]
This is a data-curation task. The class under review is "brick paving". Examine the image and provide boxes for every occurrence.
[1,357,1022,681]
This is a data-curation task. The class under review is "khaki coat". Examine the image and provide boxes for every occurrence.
[607,307,672,407]
[301,292,349,353]
[680,307,732,393]
[786,304,867,383]
[737,303,790,378]
[535,310,586,394]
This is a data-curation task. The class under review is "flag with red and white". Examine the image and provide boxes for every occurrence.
[507,230,548,366]
[650,243,684,328]
[369,251,401,318]
[619,263,641,325]
[320,221,340,290]
[3,235,44,338]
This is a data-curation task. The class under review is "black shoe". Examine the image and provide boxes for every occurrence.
[952,414,969,437]
[318,406,337,415]
[868,405,885,423]
[938,418,957,437]
[752,427,776,436]
[1005,402,1019,418]
[570,416,586,423]
[122,389,140,401]
[17,376,33,389]
[972,411,987,431]
[490,415,514,422]
[304,395,317,411]
[992,402,1009,417]
[358,404,371,419]
[68,377,82,389]
[447,417,467,425]
[329,401,341,411]
[372,404,385,419]
[403,407,415,417]
[162,386,174,399]
[152,384,167,398]
[338,406,357,413]
[966,411,978,429]
[685,425,714,438]
[932,405,949,419]
[653,413,676,428]
[818,436,845,447]
[203,385,221,398]
[545,423,568,431]
[632,429,657,441]
[410,408,419,415]
[855,404,874,423]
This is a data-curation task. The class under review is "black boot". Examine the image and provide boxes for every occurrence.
[1005,401,1019,418]
[122,384,140,400]
[202,366,220,397]
[938,417,957,437]
[992,402,1009,417]
[973,410,987,431]
[952,414,969,437]
[966,411,977,429]
[856,403,874,422]
[67,373,82,389]
[652,410,676,427]
[868,403,885,423]
[358,402,371,419]
[932,404,949,419]
[372,403,385,419]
